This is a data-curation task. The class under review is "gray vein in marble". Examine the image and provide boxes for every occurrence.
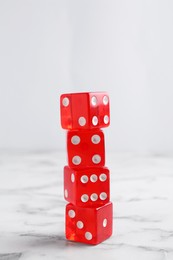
[0,253,22,260]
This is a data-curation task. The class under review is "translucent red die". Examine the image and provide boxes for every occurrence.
[66,202,113,245]
[60,92,110,130]
[64,166,110,207]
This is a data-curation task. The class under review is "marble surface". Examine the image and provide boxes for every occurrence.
[0,151,173,260]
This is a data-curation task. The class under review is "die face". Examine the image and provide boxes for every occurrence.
[64,166,76,203]
[66,202,113,245]
[71,93,89,129]
[60,92,110,130]
[65,203,96,244]
[67,129,105,168]
[89,92,110,128]
[97,202,113,243]
[64,167,76,203]
[64,166,110,207]
[60,93,89,130]
[60,94,73,129]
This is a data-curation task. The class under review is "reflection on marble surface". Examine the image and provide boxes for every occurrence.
[0,152,173,259]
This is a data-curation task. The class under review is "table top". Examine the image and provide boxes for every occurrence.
[0,152,173,260]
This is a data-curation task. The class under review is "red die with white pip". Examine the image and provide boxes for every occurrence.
[66,202,113,245]
[67,129,105,168]
[64,166,110,207]
[60,92,110,130]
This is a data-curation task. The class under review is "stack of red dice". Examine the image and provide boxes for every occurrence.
[60,92,113,245]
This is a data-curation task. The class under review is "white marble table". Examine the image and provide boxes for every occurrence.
[0,152,173,260]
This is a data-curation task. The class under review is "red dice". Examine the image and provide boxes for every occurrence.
[60,92,110,130]
[66,202,113,245]
[64,166,110,207]
[60,92,113,245]
[66,129,105,168]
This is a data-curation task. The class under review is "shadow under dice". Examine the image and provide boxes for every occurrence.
[64,166,110,207]
[66,202,113,245]
[60,92,110,130]
[67,129,105,168]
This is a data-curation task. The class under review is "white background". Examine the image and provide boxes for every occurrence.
[0,0,173,153]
